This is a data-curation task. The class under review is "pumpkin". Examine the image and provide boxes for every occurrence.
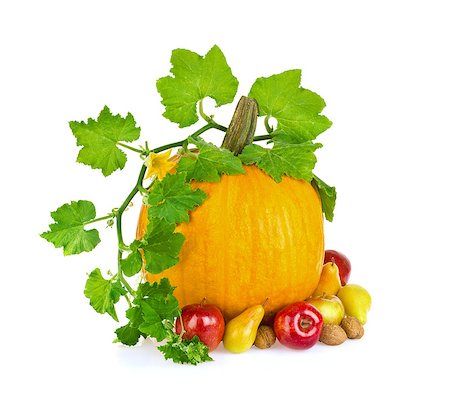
[136,164,324,321]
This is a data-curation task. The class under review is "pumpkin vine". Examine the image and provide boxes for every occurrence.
[41,45,336,364]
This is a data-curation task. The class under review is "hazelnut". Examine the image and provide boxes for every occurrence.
[319,324,347,345]
[341,316,364,339]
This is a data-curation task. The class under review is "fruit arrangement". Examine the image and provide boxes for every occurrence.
[41,45,371,364]
[175,250,370,353]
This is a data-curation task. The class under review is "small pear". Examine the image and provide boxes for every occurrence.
[337,284,371,324]
[313,261,342,296]
[223,305,265,353]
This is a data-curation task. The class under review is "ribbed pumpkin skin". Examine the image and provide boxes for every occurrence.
[136,165,324,321]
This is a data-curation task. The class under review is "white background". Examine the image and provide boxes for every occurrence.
[1,0,449,405]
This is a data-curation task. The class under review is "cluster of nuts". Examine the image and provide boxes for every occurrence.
[252,316,364,349]
[320,316,364,345]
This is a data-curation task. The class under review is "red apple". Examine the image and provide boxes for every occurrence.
[274,302,323,349]
[324,250,352,286]
[175,301,225,351]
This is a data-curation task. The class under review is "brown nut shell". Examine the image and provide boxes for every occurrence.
[254,325,276,349]
[341,316,364,339]
[319,324,347,345]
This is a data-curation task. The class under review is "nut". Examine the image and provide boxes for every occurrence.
[254,325,276,349]
[341,316,364,339]
[319,324,347,345]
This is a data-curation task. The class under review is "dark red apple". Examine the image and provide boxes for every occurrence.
[175,301,225,351]
[274,302,323,349]
[324,250,351,286]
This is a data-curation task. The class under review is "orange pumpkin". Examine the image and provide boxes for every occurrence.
[136,165,324,321]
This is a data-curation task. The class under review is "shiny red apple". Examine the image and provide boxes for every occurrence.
[274,302,323,349]
[175,301,225,351]
[324,250,351,286]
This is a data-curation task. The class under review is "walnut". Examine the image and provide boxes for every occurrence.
[254,325,276,349]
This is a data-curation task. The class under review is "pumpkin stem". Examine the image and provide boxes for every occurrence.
[221,96,258,155]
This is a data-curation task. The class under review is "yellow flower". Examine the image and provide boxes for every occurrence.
[144,149,177,180]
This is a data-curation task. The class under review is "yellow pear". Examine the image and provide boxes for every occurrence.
[223,305,265,353]
[313,261,342,296]
[337,284,371,324]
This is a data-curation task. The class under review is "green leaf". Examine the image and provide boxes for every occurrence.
[158,335,212,365]
[84,269,126,321]
[139,218,185,274]
[136,278,176,298]
[249,70,332,143]
[120,241,143,277]
[114,324,141,346]
[70,106,141,176]
[240,141,322,182]
[136,278,180,322]
[138,302,167,342]
[120,251,142,278]
[116,279,179,345]
[126,305,145,325]
[177,136,245,182]
[115,304,148,346]
[144,291,179,321]
[312,175,337,222]
[156,45,238,127]
[136,279,179,321]
[145,172,207,224]
[40,200,100,255]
